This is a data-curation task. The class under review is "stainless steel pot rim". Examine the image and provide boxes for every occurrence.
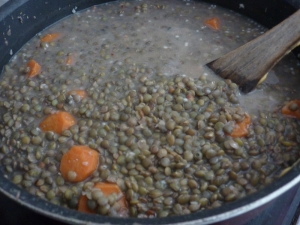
[1,171,300,225]
[196,174,300,225]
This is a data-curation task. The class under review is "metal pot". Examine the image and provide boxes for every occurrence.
[0,0,300,224]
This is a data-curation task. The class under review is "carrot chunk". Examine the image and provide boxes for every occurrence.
[40,33,60,43]
[281,100,300,119]
[27,59,41,77]
[230,114,251,138]
[204,17,220,30]
[60,146,99,183]
[39,111,76,134]
[78,182,128,217]
[66,54,75,66]
[67,90,87,99]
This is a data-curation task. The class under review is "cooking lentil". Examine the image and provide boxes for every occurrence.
[0,0,300,219]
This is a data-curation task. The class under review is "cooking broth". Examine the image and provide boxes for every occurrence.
[0,0,300,218]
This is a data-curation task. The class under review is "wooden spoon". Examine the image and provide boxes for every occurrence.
[206,9,300,94]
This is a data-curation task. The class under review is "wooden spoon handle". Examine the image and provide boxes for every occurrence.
[207,9,300,93]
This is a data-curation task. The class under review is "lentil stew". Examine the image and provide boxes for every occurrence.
[0,0,300,220]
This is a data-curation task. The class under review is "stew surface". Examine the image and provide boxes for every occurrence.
[0,0,300,218]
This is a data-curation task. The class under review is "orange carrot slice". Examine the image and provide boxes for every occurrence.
[66,54,75,66]
[39,111,76,134]
[78,182,128,216]
[281,100,300,119]
[67,90,87,99]
[230,114,251,138]
[204,17,220,30]
[60,146,99,183]
[27,60,41,77]
[40,33,60,43]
